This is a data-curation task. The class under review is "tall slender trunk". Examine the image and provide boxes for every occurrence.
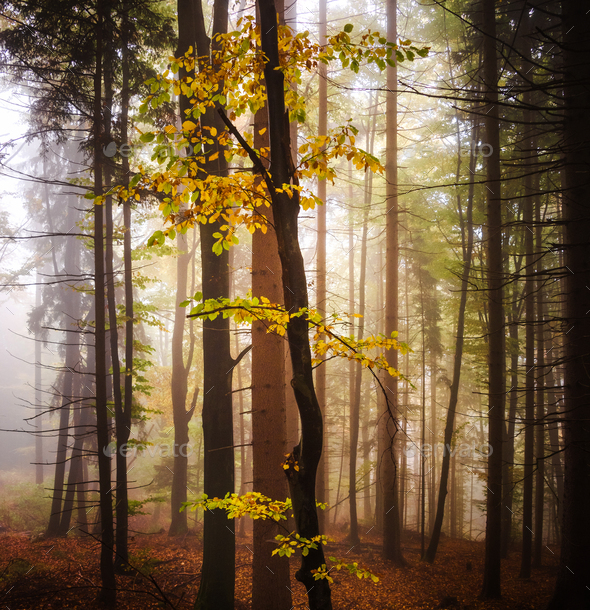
[420,279,426,555]
[547,2,590,606]
[93,4,116,603]
[349,103,376,547]
[349,186,368,548]
[381,0,404,565]
[169,0,199,539]
[532,194,545,567]
[315,0,328,532]
[46,350,74,537]
[429,346,437,535]
[103,47,130,568]
[424,125,477,564]
[35,276,43,485]
[116,2,134,567]
[58,378,86,536]
[251,66,292,610]
[519,103,535,579]
[193,0,236,607]
[480,0,505,597]
[257,1,332,605]
[501,291,519,557]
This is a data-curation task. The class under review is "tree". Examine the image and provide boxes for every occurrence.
[424,120,477,564]
[480,0,505,598]
[93,6,117,604]
[250,27,292,607]
[547,0,590,606]
[119,12,423,608]
[380,0,405,566]
[169,0,199,539]
[315,0,328,535]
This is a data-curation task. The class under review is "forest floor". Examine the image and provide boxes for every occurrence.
[0,529,558,609]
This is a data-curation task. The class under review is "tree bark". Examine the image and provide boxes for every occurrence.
[169,0,199,539]
[480,0,505,598]
[315,0,328,533]
[255,1,332,605]
[250,88,292,610]
[93,4,116,603]
[193,0,235,607]
[547,1,590,606]
[381,0,405,566]
[422,135,474,560]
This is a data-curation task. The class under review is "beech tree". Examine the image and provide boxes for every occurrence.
[105,4,424,606]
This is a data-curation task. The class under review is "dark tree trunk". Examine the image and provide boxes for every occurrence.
[424,144,475,562]
[58,375,87,536]
[255,1,332,606]
[46,345,75,537]
[480,0,505,598]
[519,107,535,580]
[193,0,235,607]
[103,52,130,567]
[381,0,405,566]
[547,1,590,607]
[93,5,116,604]
[532,149,545,569]
[169,0,199,539]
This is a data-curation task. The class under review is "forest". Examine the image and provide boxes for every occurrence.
[0,0,588,608]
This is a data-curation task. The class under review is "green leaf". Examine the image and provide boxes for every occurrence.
[129,174,141,188]
[179,300,190,308]
[147,230,164,247]
[343,23,353,33]
[140,132,155,143]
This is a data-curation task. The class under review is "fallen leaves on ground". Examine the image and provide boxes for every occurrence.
[0,529,557,609]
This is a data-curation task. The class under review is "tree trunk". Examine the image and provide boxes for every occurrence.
[169,0,199,539]
[250,89,292,610]
[381,0,405,566]
[547,2,590,606]
[35,276,43,485]
[480,0,505,597]
[256,1,332,605]
[532,153,544,569]
[315,0,328,533]
[519,105,535,580]
[93,5,116,603]
[423,125,476,564]
[349,185,368,548]
[193,0,235,607]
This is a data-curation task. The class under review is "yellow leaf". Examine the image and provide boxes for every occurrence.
[183,120,197,131]
[210,126,217,137]
[258,127,267,135]
[209,151,220,161]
